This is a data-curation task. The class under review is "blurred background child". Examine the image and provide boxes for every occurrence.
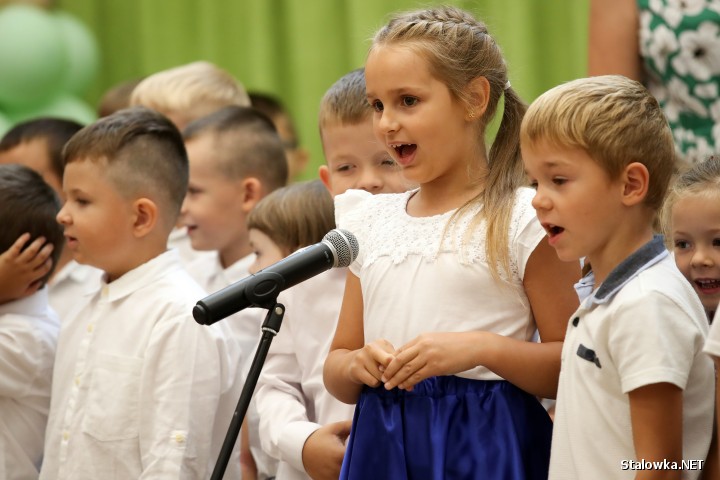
[663,156,720,322]
[250,91,310,182]
[130,61,252,265]
[130,60,250,131]
[0,117,103,321]
[662,155,720,478]
[0,163,63,480]
[180,105,288,358]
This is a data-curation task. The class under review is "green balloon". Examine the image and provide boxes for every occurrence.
[8,94,96,126]
[0,5,68,110]
[55,11,100,96]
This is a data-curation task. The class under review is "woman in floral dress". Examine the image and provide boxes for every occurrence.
[589,0,720,167]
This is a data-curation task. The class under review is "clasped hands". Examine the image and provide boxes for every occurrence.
[347,331,482,391]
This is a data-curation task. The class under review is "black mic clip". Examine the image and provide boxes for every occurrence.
[244,272,285,309]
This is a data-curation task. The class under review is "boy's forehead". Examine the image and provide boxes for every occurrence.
[0,138,51,170]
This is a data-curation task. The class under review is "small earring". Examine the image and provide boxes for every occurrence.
[468,111,476,120]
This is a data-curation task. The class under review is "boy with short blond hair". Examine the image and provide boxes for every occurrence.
[317,68,410,195]
[0,164,63,479]
[131,61,253,266]
[253,68,411,480]
[130,61,250,131]
[521,75,714,479]
[39,107,242,479]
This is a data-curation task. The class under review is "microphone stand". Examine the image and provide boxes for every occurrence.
[210,302,285,480]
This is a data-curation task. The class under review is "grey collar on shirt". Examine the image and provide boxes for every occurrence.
[575,235,668,305]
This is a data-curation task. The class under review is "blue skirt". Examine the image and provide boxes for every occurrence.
[340,376,552,480]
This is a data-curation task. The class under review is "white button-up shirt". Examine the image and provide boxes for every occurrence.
[256,267,355,479]
[40,250,242,479]
[48,260,103,322]
[0,288,59,480]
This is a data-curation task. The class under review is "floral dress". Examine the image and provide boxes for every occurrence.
[639,0,720,164]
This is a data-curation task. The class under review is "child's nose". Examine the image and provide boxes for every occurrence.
[531,188,550,211]
[356,168,383,193]
[376,109,399,135]
[691,245,715,268]
[56,203,70,225]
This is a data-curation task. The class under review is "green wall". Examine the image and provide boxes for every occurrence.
[56,0,590,180]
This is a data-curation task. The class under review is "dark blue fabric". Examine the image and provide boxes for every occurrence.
[340,376,552,480]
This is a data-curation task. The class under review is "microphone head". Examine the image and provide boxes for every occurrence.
[323,229,359,268]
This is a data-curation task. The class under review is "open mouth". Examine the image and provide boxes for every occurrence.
[544,224,565,238]
[393,143,417,160]
[694,278,720,293]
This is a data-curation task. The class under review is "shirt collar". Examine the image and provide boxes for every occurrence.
[97,250,183,303]
[50,260,102,286]
[577,235,668,305]
[215,253,255,285]
[0,287,50,316]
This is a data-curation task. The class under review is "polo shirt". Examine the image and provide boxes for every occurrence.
[549,236,714,480]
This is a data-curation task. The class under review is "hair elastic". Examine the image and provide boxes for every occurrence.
[504,81,511,90]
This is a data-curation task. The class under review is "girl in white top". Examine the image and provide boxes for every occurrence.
[323,6,580,480]
[663,155,720,473]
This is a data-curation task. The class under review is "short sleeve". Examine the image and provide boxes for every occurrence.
[704,309,720,357]
[510,187,546,280]
[609,291,702,392]
[334,189,374,275]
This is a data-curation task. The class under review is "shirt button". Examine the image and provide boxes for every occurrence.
[174,433,185,444]
[62,431,69,441]
[87,323,94,333]
[74,376,80,386]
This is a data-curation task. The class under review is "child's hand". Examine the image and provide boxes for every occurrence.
[0,233,54,303]
[302,420,352,480]
[382,332,482,391]
[347,339,395,388]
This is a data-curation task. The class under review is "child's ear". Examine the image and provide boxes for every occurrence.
[318,165,333,193]
[239,177,263,213]
[132,198,158,238]
[466,76,491,120]
[621,162,650,206]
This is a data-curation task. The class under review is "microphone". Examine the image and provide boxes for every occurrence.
[193,228,359,325]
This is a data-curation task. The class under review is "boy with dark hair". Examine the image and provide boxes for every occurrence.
[39,107,242,479]
[0,117,102,319]
[249,91,309,181]
[0,164,63,478]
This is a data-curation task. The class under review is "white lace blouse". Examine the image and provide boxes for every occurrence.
[335,187,545,381]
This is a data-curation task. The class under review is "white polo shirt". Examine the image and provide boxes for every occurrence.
[549,236,714,480]
[703,308,720,356]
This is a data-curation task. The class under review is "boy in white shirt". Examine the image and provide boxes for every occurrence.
[130,61,252,266]
[0,164,63,480]
[40,107,242,479]
[0,118,103,320]
[522,75,715,479]
[254,68,411,480]
[180,105,288,359]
